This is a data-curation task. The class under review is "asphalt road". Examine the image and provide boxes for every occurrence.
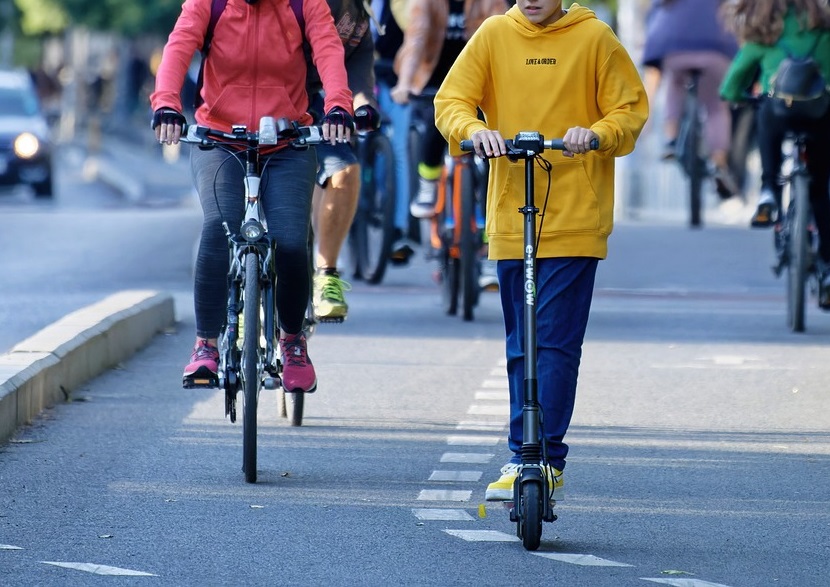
[1,136,829,586]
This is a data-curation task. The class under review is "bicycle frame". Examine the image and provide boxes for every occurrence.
[675,69,707,228]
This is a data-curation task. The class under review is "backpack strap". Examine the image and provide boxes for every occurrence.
[194,0,229,109]
[289,0,305,35]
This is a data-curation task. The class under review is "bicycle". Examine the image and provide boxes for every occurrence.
[462,131,598,551]
[672,68,708,228]
[345,122,397,285]
[770,131,821,333]
[431,148,488,321]
[180,116,326,482]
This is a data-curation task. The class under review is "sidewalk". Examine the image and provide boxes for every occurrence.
[73,118,194,206]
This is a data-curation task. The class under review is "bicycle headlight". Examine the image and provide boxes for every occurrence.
[241,220,264,242]
[14,133,40,159]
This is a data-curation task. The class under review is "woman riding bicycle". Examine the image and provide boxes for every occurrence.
[642,0,740,199]
[151,0,354,391]
[719,0,830,308]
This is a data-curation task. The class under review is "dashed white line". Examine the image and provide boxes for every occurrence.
[429,470,482,482]
[41,562,157,576]
[641,579,733,587]
[447,435,501,446]
[481,379,508,388]
[455,420,505,431]
[443,529,518,542]
[413,508,475,521]
[533,553,634,567]
[475,390,506,400]
[1,544,23,550]
[417,489,472,501]
[440,452,494,464]
[467,404,509,416]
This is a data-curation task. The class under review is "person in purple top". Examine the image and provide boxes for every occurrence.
[642,0,740,199]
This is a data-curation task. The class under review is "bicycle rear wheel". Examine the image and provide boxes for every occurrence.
[787,174,810,332]
[242,251,260,483]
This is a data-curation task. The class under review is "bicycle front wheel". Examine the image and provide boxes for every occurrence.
[787,173,811,332]
[242,251,260,483]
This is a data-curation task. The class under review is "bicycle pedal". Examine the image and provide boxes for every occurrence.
[316,316,345,324]
[182,375,219,389]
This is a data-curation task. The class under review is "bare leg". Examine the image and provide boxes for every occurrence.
[315,163,361,270]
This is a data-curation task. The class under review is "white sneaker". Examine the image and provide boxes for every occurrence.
[410,177,438,219]
[478,259,498,291]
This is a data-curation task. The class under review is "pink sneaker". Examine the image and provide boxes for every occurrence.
[280,332,317,393]
[182,339,219,388]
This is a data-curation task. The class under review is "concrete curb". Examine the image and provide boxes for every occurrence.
[0,290,176,444]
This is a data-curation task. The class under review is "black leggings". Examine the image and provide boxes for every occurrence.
[757,98,830,262]
[190,146,317,338]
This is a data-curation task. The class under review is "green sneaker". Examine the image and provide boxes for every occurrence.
[484,463,564,502]
[313,271,351,322]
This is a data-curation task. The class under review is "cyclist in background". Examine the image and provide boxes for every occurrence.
[435,1,648,502]
[151,0,354,391]
[642,0,741,199]
[719,0,830,307]
[307,0,382,322]
[390,0,509,220]
[371,0,418,264]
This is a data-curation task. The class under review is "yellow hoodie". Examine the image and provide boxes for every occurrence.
[435,4,648,260]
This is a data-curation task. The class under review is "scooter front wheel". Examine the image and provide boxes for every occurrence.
[518,482,543,551]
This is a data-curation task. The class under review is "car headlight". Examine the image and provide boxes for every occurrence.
[14,133,40,159]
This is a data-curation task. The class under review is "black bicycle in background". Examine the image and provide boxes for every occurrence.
[180,117,326,482]
[672,68,708,228]
[771,131,821,332]
[345,120,397,285]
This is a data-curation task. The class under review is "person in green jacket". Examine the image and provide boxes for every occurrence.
[720,0,830,308]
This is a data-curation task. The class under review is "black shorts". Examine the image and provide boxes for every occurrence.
[315,141,358,186]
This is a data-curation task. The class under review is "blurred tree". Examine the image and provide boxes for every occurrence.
[16,0,181,38]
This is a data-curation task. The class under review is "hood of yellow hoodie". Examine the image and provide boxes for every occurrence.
[506,3,596,36]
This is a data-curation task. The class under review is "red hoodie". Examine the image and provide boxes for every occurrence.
[151,0,352,131]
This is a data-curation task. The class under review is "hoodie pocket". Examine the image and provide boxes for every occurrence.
[494,158,599,235]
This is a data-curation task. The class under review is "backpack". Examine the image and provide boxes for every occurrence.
[768,34,830,121]
[193,0,306,109]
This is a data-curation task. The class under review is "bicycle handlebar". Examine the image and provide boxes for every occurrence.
[460,133,599,158]
[180,116,327,149]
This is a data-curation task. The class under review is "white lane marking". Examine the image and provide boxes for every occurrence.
[417,489,472,502]
[429,470,482,482]
[41,562,157,576]
[455,420,505,431]
[1,544,23,550]
[641,579,733,587]
[533,553,634,567]
[447,435,501,446]
[440,452,494,464]
[489,368,504,376]
[413,508,475,521]
[468,404,509,416]
[474,391,506,400]
[481,379,507,388]
[444,529,519,542]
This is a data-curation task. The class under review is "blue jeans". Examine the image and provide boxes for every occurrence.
[498,257,599,471]
[377,80,412,233]
[191,146,317,338]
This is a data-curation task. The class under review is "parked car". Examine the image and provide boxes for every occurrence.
[0,69,54,198]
